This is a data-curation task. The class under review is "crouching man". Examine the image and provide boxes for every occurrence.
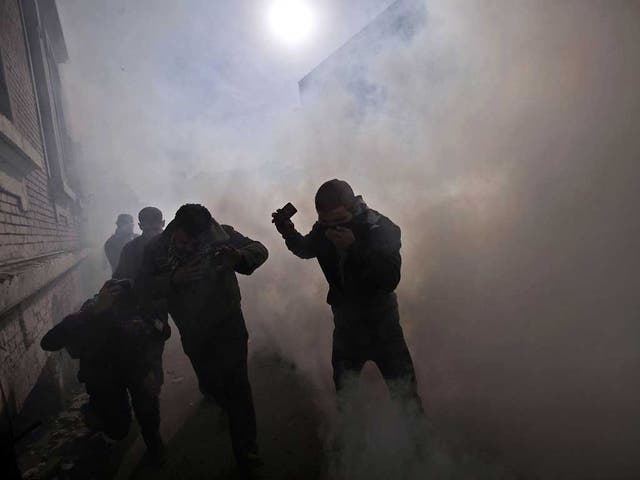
[40,279,166,464]
[272,179,423,412]
[136,204,268,473]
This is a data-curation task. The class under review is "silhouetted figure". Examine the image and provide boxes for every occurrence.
[273,179,423,411]
[113,207,165,280]
[40,279,167,465]
[104,213,138,273]
[136,204,268,473]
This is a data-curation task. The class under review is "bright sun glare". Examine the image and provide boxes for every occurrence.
[267,0,316,48]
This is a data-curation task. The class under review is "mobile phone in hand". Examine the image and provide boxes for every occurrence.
[279,202,297,220]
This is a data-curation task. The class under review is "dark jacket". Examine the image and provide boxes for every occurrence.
[136,221,268,352]
[105,231,138,273]
[284,207,401,307]
[40,294,159,385]
[113,233,159,280]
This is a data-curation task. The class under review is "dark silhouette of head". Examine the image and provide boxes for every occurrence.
[171,204,213,254]
[173,204,213,237]
[315,179,357,226]
[138,206,164,236]
[115,213,134,235]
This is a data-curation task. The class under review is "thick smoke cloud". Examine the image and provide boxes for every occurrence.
[58,0,640,478]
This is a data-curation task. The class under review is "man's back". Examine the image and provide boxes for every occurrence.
[113,234,157,280]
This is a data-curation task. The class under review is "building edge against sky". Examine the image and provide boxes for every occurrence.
[299,0,427,105]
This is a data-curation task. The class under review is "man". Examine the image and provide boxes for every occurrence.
[272,179,423,411]
[111,206,169,460]
[136,204,268,473]
[104,213,138,273]
[113,207,165,280]
[40,279,166,464]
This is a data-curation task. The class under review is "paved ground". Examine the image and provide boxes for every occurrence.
[18,330,326,480]
[16,319,516,480]
[121,334,325,480]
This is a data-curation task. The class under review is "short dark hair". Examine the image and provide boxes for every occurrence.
[116,213,134,226]
[138,206,163,224]
[173,204,212,237]
[315,179,356,212]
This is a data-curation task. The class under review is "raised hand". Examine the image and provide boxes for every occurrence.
[271,210,296,236]
[171,257,205,285]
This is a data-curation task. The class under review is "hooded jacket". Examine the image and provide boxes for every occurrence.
[40,289,161,386]
[135,219,268,351]
[284,202,401,308]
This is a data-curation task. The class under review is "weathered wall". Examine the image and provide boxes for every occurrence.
[0,0,43,152]
[0,0,86,423]
[0,0,81,264]
[0,264,85,410]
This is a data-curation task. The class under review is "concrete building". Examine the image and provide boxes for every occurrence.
[299,0,427,108]
[0,0,87,435]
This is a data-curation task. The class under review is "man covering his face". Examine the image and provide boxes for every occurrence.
[272,179,423,413]
[136,203,268,474]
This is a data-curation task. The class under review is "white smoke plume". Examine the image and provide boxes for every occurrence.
[57,0,640,478]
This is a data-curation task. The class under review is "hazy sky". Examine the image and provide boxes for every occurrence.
[55,0,397,228]
[57,0,394,127]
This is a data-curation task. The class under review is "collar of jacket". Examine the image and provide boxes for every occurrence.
[202,218,230,244]
[351,199,381,227]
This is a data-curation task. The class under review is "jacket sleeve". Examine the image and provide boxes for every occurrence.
[41,308,94,357]
[344,221,402,295]
[41,319,72,351]
[223,225,269,275]
[284,228,317,259]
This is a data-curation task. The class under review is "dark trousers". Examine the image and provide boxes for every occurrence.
[89,377,161,442]
[185,336,258,464]
[84,345,163,449]
[331,300,423,412]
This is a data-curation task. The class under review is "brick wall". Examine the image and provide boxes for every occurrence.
[0,264,84,410]
[0,0,86,420]
[0,0,43,153]
[0,0,81,264]
[0,170,81,263]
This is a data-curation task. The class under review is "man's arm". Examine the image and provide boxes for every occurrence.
[41,319,73,352]
[41,305,96,357]
[222,225,269,275]
[271,209,317,259]
[284,230,317,260]
[344,221,402,295]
